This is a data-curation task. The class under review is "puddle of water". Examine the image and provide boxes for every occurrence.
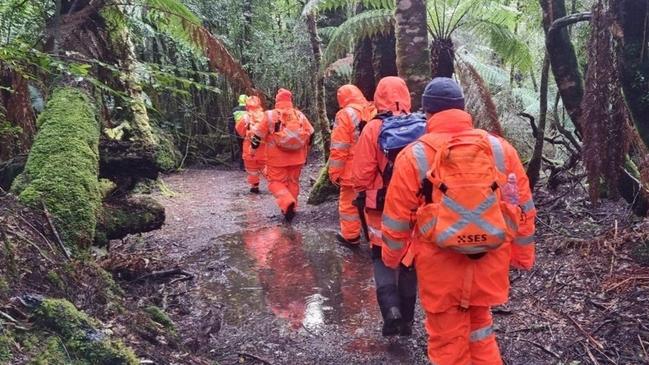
[188,224,378,335]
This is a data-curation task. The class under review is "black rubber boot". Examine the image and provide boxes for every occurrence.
[382,306,403,336]
[284,203,296,222]
[250,185,260,194]
[335,232,360,248]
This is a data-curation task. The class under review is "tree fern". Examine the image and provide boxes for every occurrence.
[137,0,257,95]
[301,0,394,17]
[322,8,393,66]
[427,0,534,73]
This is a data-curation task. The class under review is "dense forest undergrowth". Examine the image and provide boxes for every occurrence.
[1,0,649,363]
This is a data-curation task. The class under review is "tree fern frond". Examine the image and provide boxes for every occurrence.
[322,9,394,67]
[468,19,533,72]
[301,0,393,17]
[457,49,509,86]
[138,0,257,95]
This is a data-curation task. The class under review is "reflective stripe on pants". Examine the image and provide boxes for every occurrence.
[266,164,303,213]
[425,306,502,365]
[338,185,361,240]
[365,208,384,247]
[244,159,266,186]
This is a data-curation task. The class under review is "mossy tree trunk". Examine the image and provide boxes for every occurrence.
[308,162,339,205]
[395,0,431,110]
[306,12,331,161]
[12,87,102,251]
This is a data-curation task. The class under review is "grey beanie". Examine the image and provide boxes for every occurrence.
[421,77,465,114]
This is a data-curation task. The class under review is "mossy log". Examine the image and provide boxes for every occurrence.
[11,88,101,250]
[96,196,165,245]
[99,139,159,187]
[307,163,339,205]
[31,297,138,365]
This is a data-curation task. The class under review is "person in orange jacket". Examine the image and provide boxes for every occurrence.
[329,84,376,246]
[235,96,267,193]
[381,77,537,364]
[251,88,314,221]
[351,76,418,336]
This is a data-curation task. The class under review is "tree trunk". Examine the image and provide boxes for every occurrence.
[611,0,649,148]
[12,87,102,252]
[0,67,36,161]
[371,28,398,82]
[540,0,585,133]
[395,0,431,110]
[430,37,455,78]
[352,37,377,100]
[306,13,331,161]
[307,162,339,205]
[527,54,550,190]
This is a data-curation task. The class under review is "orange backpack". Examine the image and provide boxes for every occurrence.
[267,109,310,151]
[415,130,520,256]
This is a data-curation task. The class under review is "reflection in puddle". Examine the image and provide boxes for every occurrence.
[194,224,377,334]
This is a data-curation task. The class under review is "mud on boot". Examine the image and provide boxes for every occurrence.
[382,306,403,336]
[335,232,360,248]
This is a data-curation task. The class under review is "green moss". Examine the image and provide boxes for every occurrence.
[30,337,69,365]
[11,88,101,252]
[144,306,175,330]
[0,331,12,364]
[0,277,8,296]
[98,179,117,199]
[34,299,138,365]
[153,128,181,172]
[93,264,124,298]
[46,271,65,291]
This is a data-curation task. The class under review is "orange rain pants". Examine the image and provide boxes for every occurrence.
[338,185,361,241]
[364,208,383,247]
[425,306,501,365]
[266,164,303,214]
[244,159,265,187]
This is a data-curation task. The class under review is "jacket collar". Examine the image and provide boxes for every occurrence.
[426,109,474,133]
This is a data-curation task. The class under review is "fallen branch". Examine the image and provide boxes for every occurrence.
[42,201,71,261]
[131,268,194,283]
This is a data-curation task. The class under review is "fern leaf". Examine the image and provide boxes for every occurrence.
[302,0,393,16]
[139,0,258,95]
[322,9,394,67]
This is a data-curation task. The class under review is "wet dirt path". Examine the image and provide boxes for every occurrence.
[140,168,430,364]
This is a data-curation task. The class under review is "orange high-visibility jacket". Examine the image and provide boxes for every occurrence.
[381,109,537,312]
[235,96,267,162]
[253,89,314,167]
[329,85,376,185]
[352,77,412,209]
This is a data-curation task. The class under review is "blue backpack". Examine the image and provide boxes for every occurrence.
[375,112,427,210]
[378,112,427,161]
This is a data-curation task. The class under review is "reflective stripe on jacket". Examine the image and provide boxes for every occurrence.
[381,108,537,312]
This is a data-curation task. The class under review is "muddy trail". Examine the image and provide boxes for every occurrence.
[113,167,649,365]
